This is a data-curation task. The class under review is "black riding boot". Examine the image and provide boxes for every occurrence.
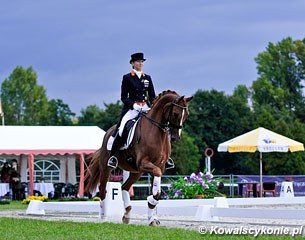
[165,157,175,170]
[107,135,123,169]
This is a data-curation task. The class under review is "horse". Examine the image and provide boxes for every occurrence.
[85,90,193,226]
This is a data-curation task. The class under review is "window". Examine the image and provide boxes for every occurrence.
[27,159,60,183]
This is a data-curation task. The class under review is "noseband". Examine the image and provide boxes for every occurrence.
[142,96,187,132]
[167,96,187,130]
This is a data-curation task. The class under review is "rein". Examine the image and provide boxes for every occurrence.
[142,113,170,132]
[142,96,187,132]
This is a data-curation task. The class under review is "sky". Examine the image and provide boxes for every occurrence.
[1,0,305,116]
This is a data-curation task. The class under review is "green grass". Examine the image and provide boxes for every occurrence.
[0,218,196,240]
[0,218,303,240]
[1,202,303,239]
[0,200,27,210]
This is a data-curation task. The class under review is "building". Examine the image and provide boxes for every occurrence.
[0,126,105,196]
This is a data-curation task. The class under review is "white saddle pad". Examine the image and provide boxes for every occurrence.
[107,120,139,151]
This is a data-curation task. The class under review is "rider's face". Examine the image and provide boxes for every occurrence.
[132,60,144,71]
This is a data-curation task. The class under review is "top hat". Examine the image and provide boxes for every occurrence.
[130,52,146,64]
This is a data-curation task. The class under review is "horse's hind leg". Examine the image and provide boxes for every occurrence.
[121,171,142,224]
[98,167,111,219]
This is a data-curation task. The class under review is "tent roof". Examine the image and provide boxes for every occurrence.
[0,126,106,155]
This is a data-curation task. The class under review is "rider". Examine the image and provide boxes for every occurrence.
[107,52,175,170]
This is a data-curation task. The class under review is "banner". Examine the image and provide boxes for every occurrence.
[236,175,305,197]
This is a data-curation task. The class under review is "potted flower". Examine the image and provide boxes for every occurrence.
[169,169,224,199]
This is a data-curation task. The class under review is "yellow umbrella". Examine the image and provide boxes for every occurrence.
[217,127,304,196]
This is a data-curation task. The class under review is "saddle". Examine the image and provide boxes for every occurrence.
[107,117,140,151]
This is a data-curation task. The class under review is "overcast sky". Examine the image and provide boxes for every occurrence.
[1,0,304,115]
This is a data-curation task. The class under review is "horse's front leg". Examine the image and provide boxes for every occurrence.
[139,161,163,226]
[121,171,143,224]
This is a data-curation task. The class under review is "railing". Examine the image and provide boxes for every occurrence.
[129,174,236,198]
[75,174,305,198]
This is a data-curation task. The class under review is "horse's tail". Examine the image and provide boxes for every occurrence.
[84,148,102,193]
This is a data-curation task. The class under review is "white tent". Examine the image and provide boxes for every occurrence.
[0,126,105,196]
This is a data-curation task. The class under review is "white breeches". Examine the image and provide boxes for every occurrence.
[118,104,150,136]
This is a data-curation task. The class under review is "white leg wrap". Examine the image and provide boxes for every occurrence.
[147,195,159,206]
[122,170,130,183]
[122,190,131,209]
[99,200,105,219]
[148,207,158,222]
[147,195,159,224]
[152,176,161,196]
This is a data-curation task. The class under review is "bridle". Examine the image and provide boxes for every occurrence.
[142,96,187,133]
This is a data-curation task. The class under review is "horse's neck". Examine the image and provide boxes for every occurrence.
[148,94,175,123]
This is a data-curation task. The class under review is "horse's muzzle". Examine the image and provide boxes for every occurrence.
[171,135,181,142]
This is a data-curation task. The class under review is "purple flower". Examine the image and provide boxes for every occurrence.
[205,172,213,179]
[174,189,182,197]
[190,173,196,180]
[197,179,204,184]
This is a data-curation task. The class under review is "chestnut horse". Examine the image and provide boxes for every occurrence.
[85,90,193,226]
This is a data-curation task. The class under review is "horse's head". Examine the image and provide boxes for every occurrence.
[165,94,193,142]
[150,90,193,141]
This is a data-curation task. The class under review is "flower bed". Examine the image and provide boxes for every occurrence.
[22,196,48,204]
[168,169,224,199]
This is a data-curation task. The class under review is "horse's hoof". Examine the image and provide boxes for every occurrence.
[149,219,160,227]
[122,216,130,224]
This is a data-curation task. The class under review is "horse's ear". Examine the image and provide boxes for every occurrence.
[185,96,193,104]
[178,95,184,102]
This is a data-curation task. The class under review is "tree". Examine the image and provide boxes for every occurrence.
[184,89,253,174]
[45,99,76,126]
[253,37,305,118]
[168,132,201,175]
[78,101,122,130]
[250,37,305,174]
[78,105,103,126]
[97,101,122,130]
[1,66,48,125]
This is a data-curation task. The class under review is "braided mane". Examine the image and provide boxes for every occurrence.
[152,90,179,106]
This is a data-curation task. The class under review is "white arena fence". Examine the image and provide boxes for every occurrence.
[26,193,305,221]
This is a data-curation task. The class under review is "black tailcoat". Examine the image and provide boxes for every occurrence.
[120,71,156,115]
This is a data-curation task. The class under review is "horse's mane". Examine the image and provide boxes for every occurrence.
[152,90,179,106]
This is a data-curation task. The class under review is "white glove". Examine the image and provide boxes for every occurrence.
[133,103,142,111]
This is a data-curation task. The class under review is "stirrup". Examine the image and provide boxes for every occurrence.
[107,156,118,169]
[165,158,175,170]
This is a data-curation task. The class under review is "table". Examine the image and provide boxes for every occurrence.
[237,182,258,197]
[0,183,10,197]
[34,183,55,196]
